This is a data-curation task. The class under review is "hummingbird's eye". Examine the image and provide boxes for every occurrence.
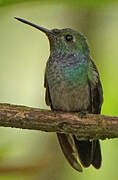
[65,34,73,42]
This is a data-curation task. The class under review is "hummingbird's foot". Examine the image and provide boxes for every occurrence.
[77,111,88,119]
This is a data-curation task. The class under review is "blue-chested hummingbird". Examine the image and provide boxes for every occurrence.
[15,17,103,172]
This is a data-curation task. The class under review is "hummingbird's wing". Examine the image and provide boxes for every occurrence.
[87,59,103,169]
[88,59,103,114]
[44,72,83,172]
[73,59,103,169]
[44,73,52,106]
[57,133,83,172]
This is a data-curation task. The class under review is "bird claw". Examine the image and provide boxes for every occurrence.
[77,111,87,118]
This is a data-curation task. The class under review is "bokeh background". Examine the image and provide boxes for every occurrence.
[0,0,118,179]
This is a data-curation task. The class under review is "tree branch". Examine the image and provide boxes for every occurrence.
[0,103,118,140]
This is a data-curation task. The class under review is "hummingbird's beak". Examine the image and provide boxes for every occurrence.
[14,17,52,35]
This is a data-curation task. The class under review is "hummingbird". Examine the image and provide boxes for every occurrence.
[15,17,103,172]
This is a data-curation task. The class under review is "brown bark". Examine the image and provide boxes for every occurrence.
[0,103,118,140]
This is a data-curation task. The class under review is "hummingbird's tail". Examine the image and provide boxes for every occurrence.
[74,137,102,169]
[57,133,101,171]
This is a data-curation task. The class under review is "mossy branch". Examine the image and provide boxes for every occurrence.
[0,103,118,140]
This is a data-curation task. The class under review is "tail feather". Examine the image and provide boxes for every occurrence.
[74,136,101,169]
[57,133,83,172]
[57,133,101,171]
[92,140,102,169]
[74,137,92,167]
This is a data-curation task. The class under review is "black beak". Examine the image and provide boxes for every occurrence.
[14,17,53,35]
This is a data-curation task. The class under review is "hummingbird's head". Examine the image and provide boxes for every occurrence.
[49,28,90,57]
[15,17,90,57]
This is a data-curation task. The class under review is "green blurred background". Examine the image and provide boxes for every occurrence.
[0,0,118,179]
